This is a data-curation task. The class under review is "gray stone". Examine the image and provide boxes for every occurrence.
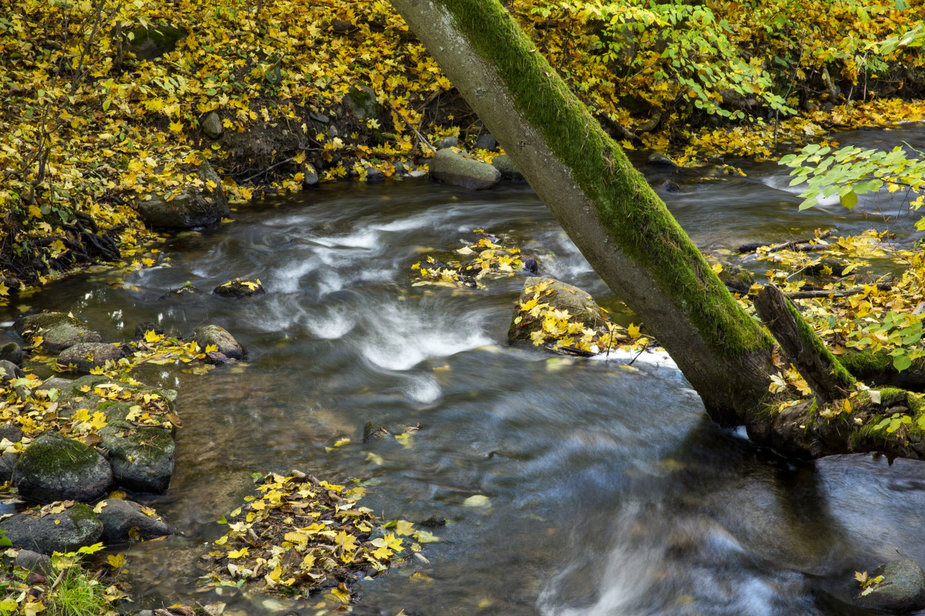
[0,503,103,554]
[856,558,925,612]
[42,322,102,353]
[364,163,386,184]
[647,152,677,168]
[13,432,113,503]
[57,342,125,374]
[437,136,458,149]
[430,149,500,190]
[194,325,244,360]
[508,277,609,347]
[201,111,223,139]
[14,549,53,576]
[302,162,320,187]
[0,453,18,481]
[37,377,74,396]
[491,154,525,182]
[125,23,187,60]
[99,422,174,493]
[475,132,497,151]
[96,499,172,542]
[136,160,229,228]
[0,423,22,442]
[0,360,23,383]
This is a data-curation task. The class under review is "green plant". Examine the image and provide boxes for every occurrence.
[780,142,925,226]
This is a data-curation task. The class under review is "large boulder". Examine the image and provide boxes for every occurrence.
[57,342,125,374]
[99,422,174,493]
[856,558,925,613]
[508,277,609,347]
[136,160,229,228]
[13,432,113,503]
[193,325,244,360]
[0,503,103,554]
[430,149,501,190]
[96,499,172,542]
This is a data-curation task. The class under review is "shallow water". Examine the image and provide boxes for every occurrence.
[4,125,925,615]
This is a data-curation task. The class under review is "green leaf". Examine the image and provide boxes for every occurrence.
[893,353,913,372]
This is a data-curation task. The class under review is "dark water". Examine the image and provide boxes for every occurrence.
[3,125,925,615]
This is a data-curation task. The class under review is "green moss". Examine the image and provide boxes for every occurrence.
[21,433,98,477]
[65,502,98,525]
[839,350,894,377]
[441,0,771,357]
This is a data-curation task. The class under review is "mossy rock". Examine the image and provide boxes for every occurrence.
[0,332,23,365]
[42,322,103,353]
[136,160,229,228]
[0,502,103,554]
[55,375,177,419]
[99,422,175,493]
[57,342,125,374]
[0,359,23,383]
[14,312,81,338]
[491,154,525,182]
[13,433,113,503]
[430,149,500,190]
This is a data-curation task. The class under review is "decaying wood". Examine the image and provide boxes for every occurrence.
[754,284,855,402]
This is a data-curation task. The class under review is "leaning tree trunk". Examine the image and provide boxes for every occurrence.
[389,0,776,425]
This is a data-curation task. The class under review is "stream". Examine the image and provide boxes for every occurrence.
[4,125,925,615]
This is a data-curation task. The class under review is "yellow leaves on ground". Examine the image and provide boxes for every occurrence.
[202,472,436,602]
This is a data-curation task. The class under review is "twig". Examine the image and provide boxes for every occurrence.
[389,103,436,153]
[738,230,832,253]
[240,157,295,183]
[785,282,892,299]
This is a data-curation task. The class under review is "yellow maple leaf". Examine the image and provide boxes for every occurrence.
[628,323,641,339]
[144,329,163,343]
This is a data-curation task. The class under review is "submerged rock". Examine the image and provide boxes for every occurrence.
[13,432,113,503]
[194,324,244,360]
[491,154,525,182]
[213,279,266,298]
[430,149,500,190]
[99,422,175,494]
[136,160,229,228]
[0,503,103,554]
[856,558,925,613]
[96,499,172,542]
[57,342,125,374]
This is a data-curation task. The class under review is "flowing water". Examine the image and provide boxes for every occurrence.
[4,125,925,615]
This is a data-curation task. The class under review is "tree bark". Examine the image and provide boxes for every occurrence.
[388,0,776,426]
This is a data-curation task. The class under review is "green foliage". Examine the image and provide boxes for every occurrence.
[46,563,109,616]
[780,142,925,219]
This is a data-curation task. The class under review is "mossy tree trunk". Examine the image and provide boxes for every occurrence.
[389,0,776,425]
[387,0,925,460]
